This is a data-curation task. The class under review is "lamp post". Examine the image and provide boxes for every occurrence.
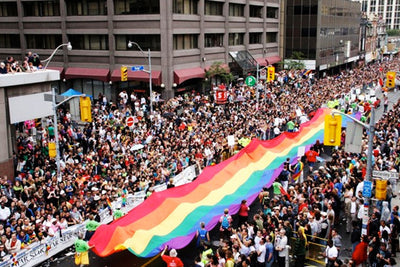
[127,41,153,115]
[43,42,72,182]
[43,42,72,70]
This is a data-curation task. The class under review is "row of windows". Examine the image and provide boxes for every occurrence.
[0,1,279,17]
[0,33,278,50]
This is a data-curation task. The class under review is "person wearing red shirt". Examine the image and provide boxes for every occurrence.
[238,199,249,226]
[161,246,184,267]
[305,147,319,172]
[352,235,368,266]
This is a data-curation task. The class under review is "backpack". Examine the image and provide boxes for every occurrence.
[221,215,230,229]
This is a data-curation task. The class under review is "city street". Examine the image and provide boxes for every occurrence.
[41,87,400,267]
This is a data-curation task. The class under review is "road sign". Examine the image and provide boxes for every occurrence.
[44,94,67,103]
[131,65,144,71]
[362,180,372,198]
[126,116,135,127]
[245,76,256,86]
[372,170,398,179]
[259,68,267,80]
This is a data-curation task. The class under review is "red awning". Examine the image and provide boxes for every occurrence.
[110,69,161,85]
[255,58,268,66]
[174,67,205,84]
[65,68,110,82]
[266,56,281,65]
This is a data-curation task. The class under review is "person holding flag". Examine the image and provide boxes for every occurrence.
[272,180,290,200]
[292,158,304,184]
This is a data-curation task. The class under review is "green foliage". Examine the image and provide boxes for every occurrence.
[285,60,306,70]
[289,51,305,60]
[387,29,400,36]
[205,61,234,83]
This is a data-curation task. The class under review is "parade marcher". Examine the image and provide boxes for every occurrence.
[161,246,184,267]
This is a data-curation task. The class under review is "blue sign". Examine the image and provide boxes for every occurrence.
[131,65,144,71]
[362,180,372,198]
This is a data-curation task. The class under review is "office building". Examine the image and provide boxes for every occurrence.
[285,0,361,73]
[0,0,281,100]
[361,0,400,30]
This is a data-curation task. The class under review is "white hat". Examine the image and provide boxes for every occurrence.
[93,195,100,201]
[92,187,99,192]
[169,249,177,257]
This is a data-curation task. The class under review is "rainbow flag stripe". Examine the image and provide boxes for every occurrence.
[89,108,331,258]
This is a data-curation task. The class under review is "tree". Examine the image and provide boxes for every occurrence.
[283,51,306,70]
[205,61,234,84]
[387,29,400,36]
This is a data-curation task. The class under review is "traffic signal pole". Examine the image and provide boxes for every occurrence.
[331,108,375,235]
[51,88,86,183]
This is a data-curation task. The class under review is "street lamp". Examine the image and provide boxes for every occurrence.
[43,42,72,70]
[127,41,153,115]
[42,42,72,182]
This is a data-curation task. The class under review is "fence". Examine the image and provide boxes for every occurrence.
[290,234,328,266]
[0,165,198,267]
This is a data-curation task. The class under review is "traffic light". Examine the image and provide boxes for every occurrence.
[80,96,92,122]
[48,142,56,158]
[386,71,396,88]
[121,66,128,81]
[267,66,275,82]
[375,179,387,200]
[323,114,342,146]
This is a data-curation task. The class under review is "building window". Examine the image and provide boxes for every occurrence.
[0,34,20,48]
[115,35,161,51]
[266,32,277,43]
[229,33,244,46]
[114,0,160,15]
[173,34,198,50]
[249,5,262,18]
[204,33,223,47]
[205,0,223,16]
[68,35,109,50]
[0,2,17,16]
[229,3,244,17]
[266,7,278,19]
[249,33,262,44]
[67,0,107,16]
[173,0,198,14]
[23,1,60,16]
[26,34,62,49]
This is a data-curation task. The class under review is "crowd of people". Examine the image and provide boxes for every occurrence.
[187,61,400,266]
[0,52,44,74]
[0,53,399,266]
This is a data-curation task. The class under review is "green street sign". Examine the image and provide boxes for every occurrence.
[245,76,256,86]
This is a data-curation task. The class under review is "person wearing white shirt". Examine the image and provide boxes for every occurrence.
[256,237,266,266]
[275,229,288,267]
[324,239,338,267]
[0,202,10,224]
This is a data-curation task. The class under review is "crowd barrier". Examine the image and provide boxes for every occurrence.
[0,165,198,267]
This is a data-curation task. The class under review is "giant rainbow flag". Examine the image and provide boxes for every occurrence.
[89,108,331,258]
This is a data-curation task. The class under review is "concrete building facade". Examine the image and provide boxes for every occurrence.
[0,0,281,100]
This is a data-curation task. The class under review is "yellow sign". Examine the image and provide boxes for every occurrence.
[267,66,275,82]
[121,66,128,82]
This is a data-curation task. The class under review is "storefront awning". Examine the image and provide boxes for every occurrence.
[174,67,205,84]
[266,56,281,65]
[65,68,110,82]
[110,69,161,85]
[255,58,268,66]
